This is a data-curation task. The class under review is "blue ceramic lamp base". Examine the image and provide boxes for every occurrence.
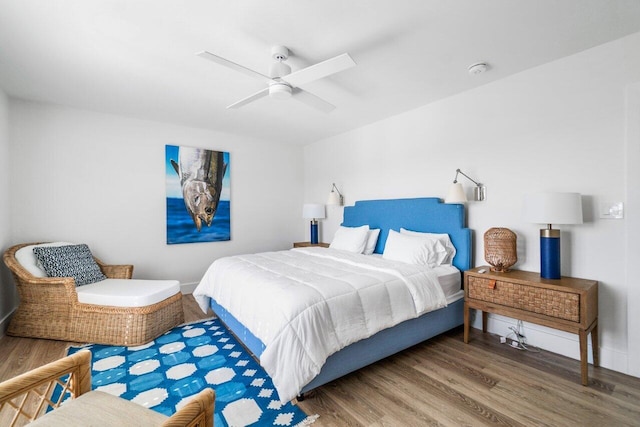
[310,221,319,244]
[540,229,561,279]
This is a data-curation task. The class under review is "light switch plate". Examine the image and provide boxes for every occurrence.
[600,201,624,219]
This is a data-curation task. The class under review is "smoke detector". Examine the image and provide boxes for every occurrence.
[468,62,489,75]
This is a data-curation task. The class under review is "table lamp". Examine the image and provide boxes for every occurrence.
[302,204,325,244]
[523,192,583,279]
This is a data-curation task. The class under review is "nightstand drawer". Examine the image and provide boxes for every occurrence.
[467,276,580,322]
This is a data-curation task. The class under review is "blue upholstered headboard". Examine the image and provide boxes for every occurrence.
[341,197,472,272]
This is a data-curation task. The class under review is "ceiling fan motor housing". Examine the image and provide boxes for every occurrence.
[269,82,292,99]
[269,61,291,78]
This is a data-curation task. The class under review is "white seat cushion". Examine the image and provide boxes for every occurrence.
[76,279,180,307]
[29,391,168,426]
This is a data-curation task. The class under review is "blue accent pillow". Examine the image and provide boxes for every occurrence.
[33,244,107,286]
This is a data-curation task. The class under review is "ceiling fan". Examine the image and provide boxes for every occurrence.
[196,46,356,113]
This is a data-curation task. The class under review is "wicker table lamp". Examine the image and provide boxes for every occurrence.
[484,227,517,272]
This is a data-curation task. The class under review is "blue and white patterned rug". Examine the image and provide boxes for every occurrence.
[66,318,316,427]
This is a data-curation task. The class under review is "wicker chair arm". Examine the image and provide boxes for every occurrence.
[95,260,134,279]
[9,275,78,304]
[3,243,78,287]
[9,273,77,287]
[0,351,92,425]
[161,388,215,427]
[3,242,46,282]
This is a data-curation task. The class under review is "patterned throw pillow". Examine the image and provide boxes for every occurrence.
[33,244,107,286]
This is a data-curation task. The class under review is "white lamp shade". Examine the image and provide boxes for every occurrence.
[445,182,467,203]
[523,192,583,225]
[327,191,341,205]
[302,204,325,219]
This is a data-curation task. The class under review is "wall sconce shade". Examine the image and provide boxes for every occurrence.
[303,204,325,244]
[445,182,467,204]
[445,169,485,203]
[327,183,344,206]
[523,192,583,279]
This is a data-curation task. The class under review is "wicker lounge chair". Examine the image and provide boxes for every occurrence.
[0,350,214,426]
[3,242,184,346]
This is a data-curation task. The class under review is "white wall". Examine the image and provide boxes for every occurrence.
[0,88,13,334]
[8,101,304,289]
[625,83,640,377]
[305,32,640,376]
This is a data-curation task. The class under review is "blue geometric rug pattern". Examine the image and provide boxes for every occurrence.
[67,318,316,427]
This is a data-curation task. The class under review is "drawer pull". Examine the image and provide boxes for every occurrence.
[488,279,496,290]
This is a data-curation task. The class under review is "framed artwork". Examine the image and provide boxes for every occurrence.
[165,145,230,244]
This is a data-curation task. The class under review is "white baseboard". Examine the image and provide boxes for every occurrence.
[471,311,635,378]
[180,281,198,295]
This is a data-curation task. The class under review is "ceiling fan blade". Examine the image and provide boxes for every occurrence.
[281,53,356,88]
[227,88,269,109]
[196,51,271,82]
[292,88,336,113]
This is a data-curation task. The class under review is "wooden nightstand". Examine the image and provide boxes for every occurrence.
[293,242,329,248]
[464,266,598,385]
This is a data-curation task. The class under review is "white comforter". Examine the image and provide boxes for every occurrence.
[193,247,447,403]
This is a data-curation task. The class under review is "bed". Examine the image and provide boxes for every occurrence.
[193,197,472,402]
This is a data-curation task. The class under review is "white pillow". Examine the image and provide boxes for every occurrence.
[400,228,457,265]
[330,225,370,253]
[382,230,448,267]
[14,242,75,277]
[363,229,380,255]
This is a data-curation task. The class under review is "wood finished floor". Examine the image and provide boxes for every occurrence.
[2,295,640,426]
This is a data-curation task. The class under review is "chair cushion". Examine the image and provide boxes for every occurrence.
[77,279,181,307]
[33,244,107,286]
[29,391,168,426]
[14,242,74,277]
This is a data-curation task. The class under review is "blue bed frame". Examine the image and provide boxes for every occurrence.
[209,197,472,397]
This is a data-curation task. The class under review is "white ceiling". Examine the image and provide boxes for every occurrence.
[1,1,640,145]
